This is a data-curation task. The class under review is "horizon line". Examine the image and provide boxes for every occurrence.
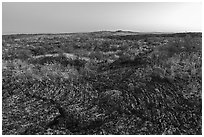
[2,30,202,36]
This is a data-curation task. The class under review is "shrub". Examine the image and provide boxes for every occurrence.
[89,51,104,60]
[151,51,201,101]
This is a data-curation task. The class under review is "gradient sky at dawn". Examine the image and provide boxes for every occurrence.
[2,2,202,34]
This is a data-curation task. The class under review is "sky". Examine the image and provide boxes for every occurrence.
[2,2,202,34]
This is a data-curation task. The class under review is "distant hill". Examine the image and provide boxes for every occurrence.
[105,32,202,40]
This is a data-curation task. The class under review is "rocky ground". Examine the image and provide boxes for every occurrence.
[2,31,202,134]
